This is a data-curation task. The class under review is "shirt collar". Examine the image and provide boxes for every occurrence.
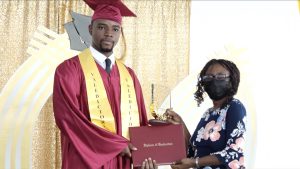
[89,46,115,67]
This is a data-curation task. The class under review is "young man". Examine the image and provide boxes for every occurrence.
[53,0,149,168]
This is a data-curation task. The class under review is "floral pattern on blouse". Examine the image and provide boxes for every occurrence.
[188,99,246,169]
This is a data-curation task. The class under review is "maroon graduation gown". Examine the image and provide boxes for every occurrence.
[53,56,148,169]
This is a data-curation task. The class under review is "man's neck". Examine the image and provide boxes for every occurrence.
[102,52,112,57]
[92,45,113,57]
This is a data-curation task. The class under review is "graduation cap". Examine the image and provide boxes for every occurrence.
[84,0,136,24]
[64,0,136,51]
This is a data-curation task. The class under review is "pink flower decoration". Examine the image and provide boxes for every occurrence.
[230,137,245,151]
[239,157,244,166]
[228,160,240,169]
[203,120,221,142]
[228,157,244,169]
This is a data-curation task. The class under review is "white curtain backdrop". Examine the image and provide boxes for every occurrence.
[189,1,300,169]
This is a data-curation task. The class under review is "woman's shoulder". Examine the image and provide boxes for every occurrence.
[227,98,246,115]
[230,98,244,106]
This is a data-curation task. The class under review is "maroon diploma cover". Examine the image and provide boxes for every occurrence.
[129,124,186,167]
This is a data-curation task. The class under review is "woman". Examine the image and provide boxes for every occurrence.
[166,59,246,169]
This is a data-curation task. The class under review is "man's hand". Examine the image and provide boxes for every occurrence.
[119,143,137,158]
[141,158,157,169]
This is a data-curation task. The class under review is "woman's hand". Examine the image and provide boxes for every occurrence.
[170,158,195,169]
[141,158,157,169]
[165,109,184,124]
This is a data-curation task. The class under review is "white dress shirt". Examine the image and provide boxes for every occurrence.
[89,46,115,70]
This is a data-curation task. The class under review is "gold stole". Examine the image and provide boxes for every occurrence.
[78,48,140,139]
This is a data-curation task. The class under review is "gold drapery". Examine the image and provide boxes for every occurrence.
[0,0,190,168]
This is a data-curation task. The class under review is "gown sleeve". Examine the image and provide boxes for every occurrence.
[53,59,128,169]
[212,101,247,169]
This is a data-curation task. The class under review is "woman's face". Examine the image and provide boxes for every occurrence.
[203,63,232,101]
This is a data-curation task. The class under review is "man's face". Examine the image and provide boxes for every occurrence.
[89,19,121,54]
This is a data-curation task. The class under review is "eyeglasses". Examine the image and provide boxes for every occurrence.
[201,74,230,82]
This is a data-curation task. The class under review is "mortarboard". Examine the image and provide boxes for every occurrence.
[84,0,136,24]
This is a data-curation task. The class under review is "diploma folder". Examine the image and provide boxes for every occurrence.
[129,124,186,167]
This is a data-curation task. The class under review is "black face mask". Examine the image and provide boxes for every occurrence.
[204,79,231,101]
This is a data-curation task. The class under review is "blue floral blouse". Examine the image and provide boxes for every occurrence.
[188,99,246,169]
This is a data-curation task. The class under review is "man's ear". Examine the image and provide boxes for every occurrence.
[89,24,92,35]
